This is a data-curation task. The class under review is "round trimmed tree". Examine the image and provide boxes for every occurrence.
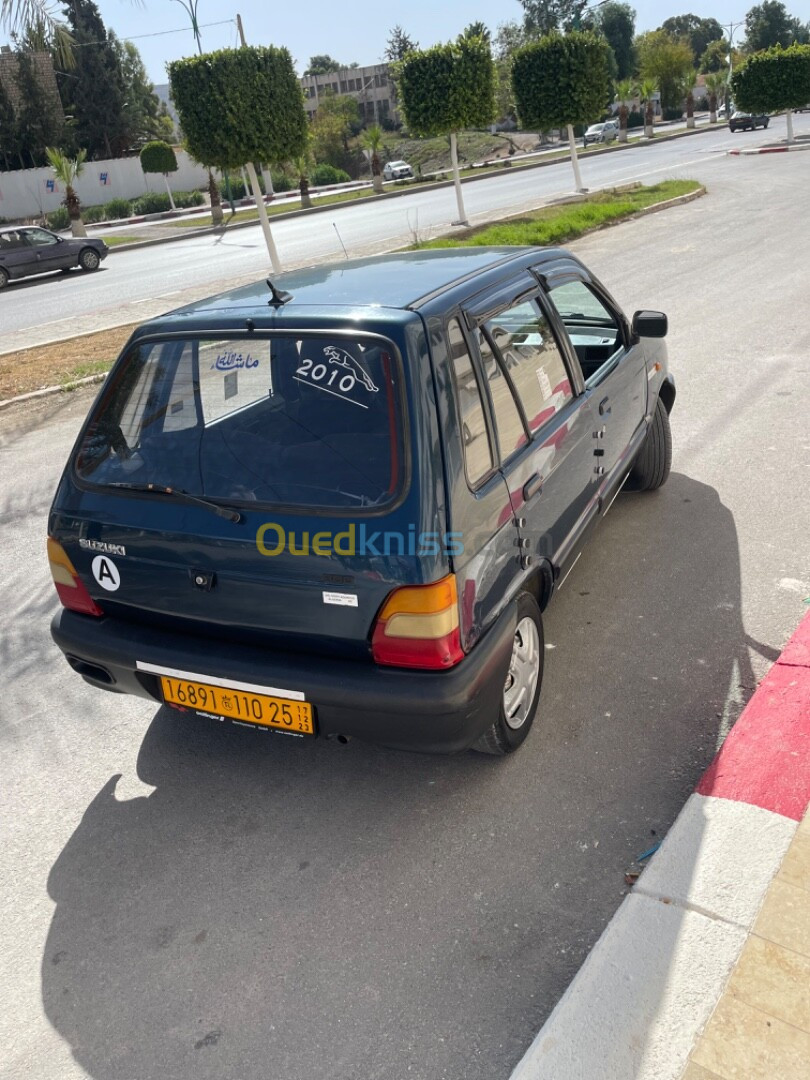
[139,140,179,211]
[732,43,810,145]
[395,36,496,225]
[169,46,308,270]
[512,31,612,192]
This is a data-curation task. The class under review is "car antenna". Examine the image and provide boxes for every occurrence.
[267,278,293,307]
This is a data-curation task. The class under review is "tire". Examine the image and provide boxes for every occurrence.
[0,267,8,290]
[628,396,672,491]
[763,119,769,128]
[473,593,543,756]
[78,247,101,271]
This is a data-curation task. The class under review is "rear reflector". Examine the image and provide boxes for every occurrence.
[371,574,464,670]
[47,538,104,617]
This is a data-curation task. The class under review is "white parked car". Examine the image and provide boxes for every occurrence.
[383,160,414,180]
[583,121,618,147]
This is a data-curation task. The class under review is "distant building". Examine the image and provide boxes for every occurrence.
[0,45,64,121]
[300,63,400,126]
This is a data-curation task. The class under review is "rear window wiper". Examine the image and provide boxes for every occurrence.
[106,482,242,523]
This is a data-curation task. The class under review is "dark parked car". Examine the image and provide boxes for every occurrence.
[48,248,673,755]
[729,110,770,132]
[0,226,108,289]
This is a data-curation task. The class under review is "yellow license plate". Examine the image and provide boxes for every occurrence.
[160,676,314,735]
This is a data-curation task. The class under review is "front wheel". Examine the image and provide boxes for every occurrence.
[628,396,672,491]
[0,266,8,290]
[78,247,100,271]
[763,119,770,128]
[473,593,543,756]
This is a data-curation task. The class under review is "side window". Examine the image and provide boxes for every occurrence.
[546,280,622,384]
[484,298,573,434]
[476,328,527,461]
[23,228,59,247]
[447,318,493,487]
[0,230,24,250]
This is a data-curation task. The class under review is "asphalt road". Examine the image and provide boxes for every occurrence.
[2,113,807,346]
[1,146,809,1080]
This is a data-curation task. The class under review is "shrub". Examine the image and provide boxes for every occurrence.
[310,163,351,186]
[132,191,173,215]
[627,109,644,128]
[46,207,70,230]
[82,204,106,223]
[271,171,293,193]
[663,106,683,121]
[104,197,133,220]
[381,117,401,132]
[173,189,205,208]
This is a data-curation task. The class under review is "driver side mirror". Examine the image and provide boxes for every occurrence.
[632,310,668,339]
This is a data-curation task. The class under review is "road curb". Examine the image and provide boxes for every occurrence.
[510,609,810,1080]
[728,141,810,155]
[0,187,706,413]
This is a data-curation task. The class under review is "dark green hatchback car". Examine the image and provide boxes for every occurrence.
[48,248,673,755]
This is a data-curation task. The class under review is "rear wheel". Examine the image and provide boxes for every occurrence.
[473,593,543,756]
[0,267,8,290]
[628,396,672,491]
[78,247,100,271]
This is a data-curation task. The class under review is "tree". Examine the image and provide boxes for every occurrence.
[304,55,347,76]
[636,30,695,111]
[732,41,810,142]
[139,140,179,210]
[661,15,723,65]
[512,31,612,190]
[683,67,697,126]
[169,45,308,271]
[614,77,637,141]
[493,20,530,59]
[519,1,588,36]
[745,2,808,52]
[639,77,657,136]
[45,146,87,236]
[385,26,418,62]
[700,38,729,72]
[0,73,20,170]
[362,123,384,193]
[61,0,127,159]
[396,36,495,224]
[595,2,636,80]
[292,149,312,208]
[310,92,360,175]
[0,2,73,69]
[461,22,491,44]
[703,71,725,120]
[12,49,63,167]
[112,36,174,145]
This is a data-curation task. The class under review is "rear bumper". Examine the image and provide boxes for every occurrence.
[51,606,516,754]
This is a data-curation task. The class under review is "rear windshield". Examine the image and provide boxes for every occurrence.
[75,334,406,511]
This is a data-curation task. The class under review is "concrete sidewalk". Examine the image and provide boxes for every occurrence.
[511,609,810,1080]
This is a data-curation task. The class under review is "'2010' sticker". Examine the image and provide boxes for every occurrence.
[294,346,379,408]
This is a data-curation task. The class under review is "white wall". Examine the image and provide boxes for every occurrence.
[0,151,209,222]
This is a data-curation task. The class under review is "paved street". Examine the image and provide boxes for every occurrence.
[2,113,807,351]
[1,147,809,1080]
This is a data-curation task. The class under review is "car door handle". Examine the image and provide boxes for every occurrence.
[599,396,611,416]
[523,473,543,500]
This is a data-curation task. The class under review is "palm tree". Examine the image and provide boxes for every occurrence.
[3,3,74,69]
[639,79,657,138]
[292,153,312,209]
[683,70,697,129]
[614,78,637,143]
[704,72,725,124]
[45,146,87,237]
[362,124,385,194]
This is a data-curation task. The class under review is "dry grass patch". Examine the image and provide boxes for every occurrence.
[0,323,136,400]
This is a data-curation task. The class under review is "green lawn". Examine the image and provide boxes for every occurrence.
[417,180,703,249]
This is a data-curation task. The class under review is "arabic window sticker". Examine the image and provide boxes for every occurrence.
[212,351,260,371]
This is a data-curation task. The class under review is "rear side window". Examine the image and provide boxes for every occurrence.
[483,299,573,433]
[476,329,527,461]
[446,319,493,488]
[76,335,405,511]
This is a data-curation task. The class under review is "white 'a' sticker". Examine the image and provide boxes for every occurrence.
[91,555,121,591]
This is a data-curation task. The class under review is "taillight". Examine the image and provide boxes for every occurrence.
[47,538,103,617]
[371,574,464,670]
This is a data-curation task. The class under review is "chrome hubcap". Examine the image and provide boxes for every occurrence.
[503,616,541,730]
[83,252,99,268]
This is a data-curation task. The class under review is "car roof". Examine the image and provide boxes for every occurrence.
[143,248,571,330]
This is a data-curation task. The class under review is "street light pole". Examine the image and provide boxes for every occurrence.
[171,0,203,55]
[724,20,744,115]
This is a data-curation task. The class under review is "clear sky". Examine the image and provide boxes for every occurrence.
[4,1,810,83]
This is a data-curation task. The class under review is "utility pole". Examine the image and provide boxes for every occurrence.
[235,14,282,273]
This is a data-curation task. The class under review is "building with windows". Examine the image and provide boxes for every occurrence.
[300,63,399,126]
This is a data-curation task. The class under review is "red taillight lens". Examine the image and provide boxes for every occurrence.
[47,538,104,617]
[371,574,464,670]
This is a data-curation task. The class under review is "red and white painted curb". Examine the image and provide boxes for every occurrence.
[511,610,810,1080]
[728,142,810,155]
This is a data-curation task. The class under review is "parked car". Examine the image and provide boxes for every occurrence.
[729,110,770,132]
[583,121,618,147]
[717,103,730,120]
[794,105,810,112]
[0,226,108,289]
[48,248,673,756]
[382,160,414,180]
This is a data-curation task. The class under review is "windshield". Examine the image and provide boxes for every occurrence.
[75,334,406,511]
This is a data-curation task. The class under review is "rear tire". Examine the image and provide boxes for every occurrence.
[0,267,8,290]
[473,593,543,756]
[628,396,672,491]
[78,247,100,271]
